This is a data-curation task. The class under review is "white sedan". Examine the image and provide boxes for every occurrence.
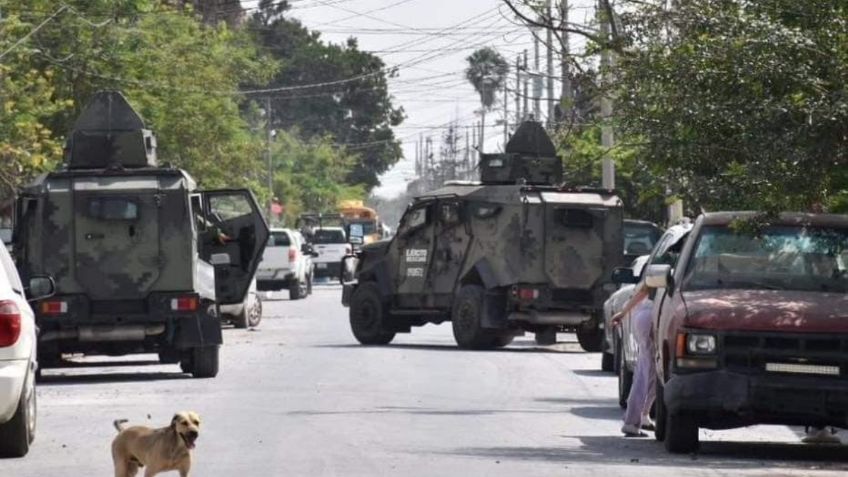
[0,244,54,457]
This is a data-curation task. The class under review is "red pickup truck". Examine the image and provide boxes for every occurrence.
[647,212,848,453]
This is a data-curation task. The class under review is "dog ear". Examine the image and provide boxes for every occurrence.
[171,414,180,429]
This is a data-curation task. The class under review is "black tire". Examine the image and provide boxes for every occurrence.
[307,273,313,295]
[601,351,614,372]
[612,332,622,375]
[349,282,395,345]
[0,369,36,457]
[618,346,633,409]
[654,381,667,442]
[665,410,699,453]
[157,348,181,364]
[576,322,603,352]
[289,280,304,300]
[180,358,192,374]
[190,346,219,378]
[451,285,498,349]
[247,295,262,328]
[493,333,515,348]
[231,308,249,329]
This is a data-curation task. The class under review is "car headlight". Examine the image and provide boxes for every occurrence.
[686,334,716,355]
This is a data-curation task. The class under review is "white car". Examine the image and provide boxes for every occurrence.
[0,245,54,457]
[256,228,315,300]
[219,278,262,329]
[311,227,351,280]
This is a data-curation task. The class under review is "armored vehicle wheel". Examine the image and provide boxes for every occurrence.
[158,348,181,364]
[654,381,667,442]
[180,357,192,374]
[492,333,514,348]
[190,346,219,378]
[452,285,498,350]
[349,283,395,345]
[576,323,603,352]
[0,371,35,458]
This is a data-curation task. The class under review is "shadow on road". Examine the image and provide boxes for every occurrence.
[38,360,188,385]
[285,405,563,417]
[312,342,581,354]
[442,437,848,471]
[570,369,612,378]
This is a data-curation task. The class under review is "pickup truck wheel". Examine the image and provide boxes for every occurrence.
[451,285,497,349]
[492,333,514,348]
[289,280,304,300]
[232,307,249,329]
[576,323,603,352]
[190,346,219,378]
[664,411,699,453]
[618,345,633,409]
[349,283,395,345]
[654,381,667,441]
[307,273,313,295]
[0,369,35,457]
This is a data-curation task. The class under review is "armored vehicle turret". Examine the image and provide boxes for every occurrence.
[14,91,270,378]
[341,121,623,351]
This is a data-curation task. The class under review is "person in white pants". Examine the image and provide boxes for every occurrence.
[612,284,654,437]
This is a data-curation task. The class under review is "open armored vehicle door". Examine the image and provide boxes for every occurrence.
[199,190,270,305]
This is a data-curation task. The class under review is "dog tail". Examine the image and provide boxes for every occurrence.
[113,419,129,433]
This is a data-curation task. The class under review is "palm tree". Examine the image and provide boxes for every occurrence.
[465,47,509,153]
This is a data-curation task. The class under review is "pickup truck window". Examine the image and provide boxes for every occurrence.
[269,231,291,247]
[683,225,848,293]
[313,229,346,244]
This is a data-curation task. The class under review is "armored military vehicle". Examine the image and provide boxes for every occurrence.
[13,91,269,378]
[341,122,623,350]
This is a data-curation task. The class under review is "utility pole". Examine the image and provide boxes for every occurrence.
[465,126,471,177]
[514,56,521,123]
[546,0,555,127]
[266,96,274,221]
[503,80,509,146]
[533,30,541,120]
[598,0,615,190]
[560,0,572,119]
[522,50,529,121]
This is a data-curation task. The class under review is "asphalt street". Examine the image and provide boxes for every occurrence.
[1,286,847,476]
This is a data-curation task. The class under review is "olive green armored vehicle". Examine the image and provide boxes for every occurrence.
[341,122,623,350]
[14,91,269,378]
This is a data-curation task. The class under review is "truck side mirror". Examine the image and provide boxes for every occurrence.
[27,276,55,301]
[611,267,637,285]
[645,264,672,289]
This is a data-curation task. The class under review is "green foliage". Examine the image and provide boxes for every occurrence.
[249,1,404,190]
[465,47,509,110]
[614,0,848,214]
[270,130,365,225]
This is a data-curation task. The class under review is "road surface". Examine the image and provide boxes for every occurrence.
[2,286,846,476]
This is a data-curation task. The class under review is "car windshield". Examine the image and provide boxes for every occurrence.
[313,229,346,244]
[683,225,848,293]
[624,224,659,256]
[349,221,377,235]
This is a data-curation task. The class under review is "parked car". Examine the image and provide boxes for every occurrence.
[0,244,54,457]
[623,219,663,265]
[219,278,262,329]
[601,254,649,373]
[257,228,315,300]
[649,212,848,453]
[311,227,351,280]
[605,223,692,407]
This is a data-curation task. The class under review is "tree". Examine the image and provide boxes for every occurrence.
[465,47,509,151]
[249,0,405,190]
[613,0,848,213]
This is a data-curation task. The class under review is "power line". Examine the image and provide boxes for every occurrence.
[0,4,68,62]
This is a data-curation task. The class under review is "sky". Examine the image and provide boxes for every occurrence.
[242,0,595,198]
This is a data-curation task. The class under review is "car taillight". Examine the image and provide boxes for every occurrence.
[170,296,198,312]
[289,248,297,262]
[0,301,22,347]
[41,300,68,315]
[513,287,540,301]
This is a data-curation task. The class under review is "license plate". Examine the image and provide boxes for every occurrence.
[317,263,327,269]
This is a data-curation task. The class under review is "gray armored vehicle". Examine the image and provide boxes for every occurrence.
[13,92,269,377]
[341,122,623,350]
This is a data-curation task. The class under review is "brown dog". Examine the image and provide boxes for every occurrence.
[111,411,201,477]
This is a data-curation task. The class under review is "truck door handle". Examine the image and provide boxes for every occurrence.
[85,233,105,240]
